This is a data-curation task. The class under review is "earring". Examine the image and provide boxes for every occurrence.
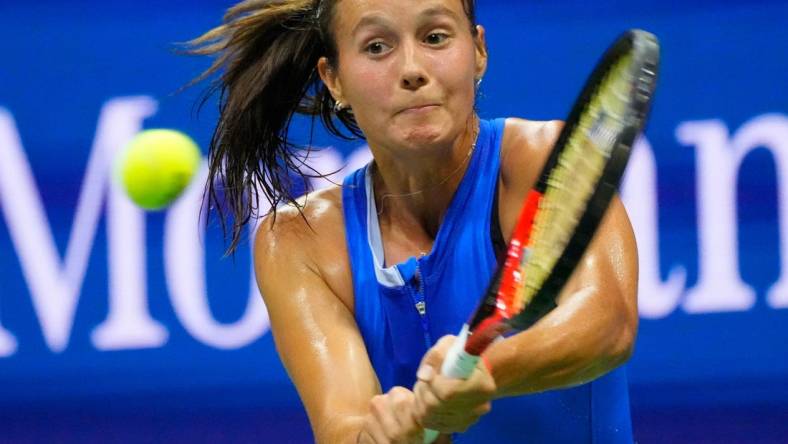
[334,100,345,113]
[475,77,483,89]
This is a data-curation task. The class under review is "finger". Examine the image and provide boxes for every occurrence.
[416,363,435,383]
[414,380,442,414]
[389,387,419,432]
[412,381,427,421]
[415,381,459,431]
[356,429,376,444]
[429,363,495,407]
[370,394,401,441]
[427,373,467,407]
[361,414,388,444]
[418,335,455,373]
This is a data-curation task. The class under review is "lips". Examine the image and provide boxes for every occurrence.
[398,104,440,114]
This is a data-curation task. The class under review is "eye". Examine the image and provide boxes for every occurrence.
[365,41,391,55]
[425,33,449,45]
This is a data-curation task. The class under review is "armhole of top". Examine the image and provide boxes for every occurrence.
[490,176,507,262]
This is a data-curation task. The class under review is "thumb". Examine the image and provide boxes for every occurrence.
[418,335,456,379]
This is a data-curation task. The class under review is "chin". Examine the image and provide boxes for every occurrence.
[396,115,452,147]
[401,127,443,147]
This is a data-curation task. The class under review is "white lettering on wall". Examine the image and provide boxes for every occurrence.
[622,137,687,318]
[91,101,169,351]
[678,120,758,313]
[2,107,787,356]
[728,115,788,309]
[0,99,168,354]
[164,166,270,349]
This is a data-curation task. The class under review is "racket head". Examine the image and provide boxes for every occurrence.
[465,30,660,348]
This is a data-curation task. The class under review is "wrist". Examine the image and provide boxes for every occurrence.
[479,354,500,401]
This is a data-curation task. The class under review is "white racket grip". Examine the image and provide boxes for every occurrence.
[440,324,479,378]
[423,325,479,443]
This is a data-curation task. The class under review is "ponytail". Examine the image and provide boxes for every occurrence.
[186,0,359,254]
[187,0,477,254]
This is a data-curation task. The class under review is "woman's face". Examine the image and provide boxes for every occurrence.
[320,0,486,154]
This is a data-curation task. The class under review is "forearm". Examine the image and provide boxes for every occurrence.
[484,285,637,398]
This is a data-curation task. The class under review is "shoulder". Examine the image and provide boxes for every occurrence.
[255,186,345,247]
[253,185,354,310]
[499,117,564,192]
[493,118,563,243]
[500,118,564,202]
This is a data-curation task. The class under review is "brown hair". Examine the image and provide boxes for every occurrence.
[188,0,478,253]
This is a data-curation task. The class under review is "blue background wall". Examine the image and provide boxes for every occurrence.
[1,1,787,442]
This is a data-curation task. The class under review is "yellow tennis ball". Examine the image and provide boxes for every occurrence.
[116,129,202,210]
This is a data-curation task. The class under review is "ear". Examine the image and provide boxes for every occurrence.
[473,25,488,80]
[317,57,344,102]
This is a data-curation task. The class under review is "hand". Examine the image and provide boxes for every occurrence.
[357,386,424,444]
[413,335,496,434]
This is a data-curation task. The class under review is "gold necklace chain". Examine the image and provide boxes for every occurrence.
[375,119,480,211]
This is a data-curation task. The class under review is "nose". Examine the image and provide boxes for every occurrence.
[400,42,429,91]
[402,73,428,90]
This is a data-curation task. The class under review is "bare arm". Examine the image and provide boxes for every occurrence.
[488,118,639,396]
[255,194,438,444]
[254,205,378,443]
[413,198,637,427]
[486,197,638,396]
[413,119,638,432]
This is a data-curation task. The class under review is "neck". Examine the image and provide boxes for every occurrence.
[370,115,479,235]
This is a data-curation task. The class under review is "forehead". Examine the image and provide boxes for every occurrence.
[331,0,468,35]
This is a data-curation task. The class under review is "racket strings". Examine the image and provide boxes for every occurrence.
[514,53,636,310]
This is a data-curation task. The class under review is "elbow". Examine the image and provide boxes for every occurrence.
[313,414,366,444]
[603,278,639,368]
[606,315,637,368]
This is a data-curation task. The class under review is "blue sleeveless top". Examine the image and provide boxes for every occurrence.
[342,118,633,443]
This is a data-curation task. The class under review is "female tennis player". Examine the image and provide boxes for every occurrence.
[191,0,638,442]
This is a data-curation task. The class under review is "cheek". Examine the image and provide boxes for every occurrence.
[344,60,395,106]
[429,49,477,105]
[339,60,400,133]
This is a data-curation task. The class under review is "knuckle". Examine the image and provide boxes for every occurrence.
[389,387,413,407]
[423,390,441,408]
[370,394,387,411]
[434,385,455,403]
[389,386,409,398]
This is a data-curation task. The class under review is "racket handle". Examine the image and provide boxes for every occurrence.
[423,429,441,443]
[441,324,479,378]
[423,325,479,443]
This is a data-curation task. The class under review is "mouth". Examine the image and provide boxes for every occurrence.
[398,104,440,115]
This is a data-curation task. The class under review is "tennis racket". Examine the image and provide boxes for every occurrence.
[423,29,660,443]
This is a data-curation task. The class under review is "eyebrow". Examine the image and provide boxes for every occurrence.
[351,5,461,37]
[418,5,462,22]
[351,14,392,37]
